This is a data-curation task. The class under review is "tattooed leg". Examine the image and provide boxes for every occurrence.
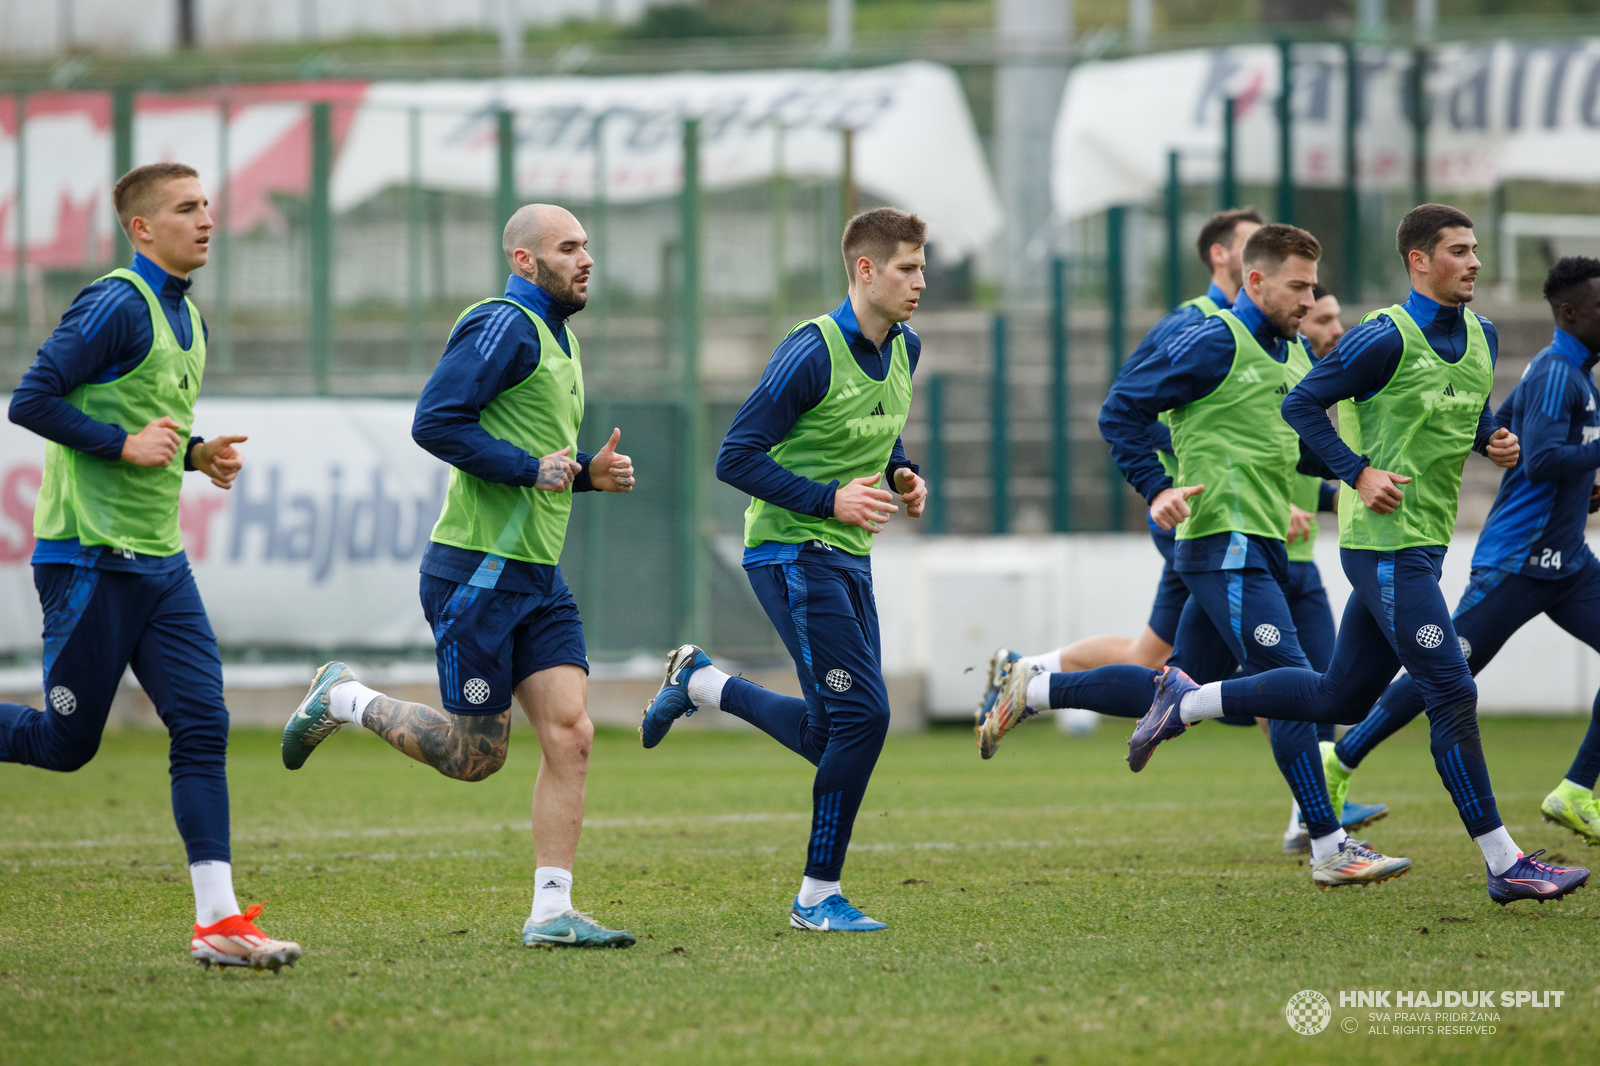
[361,696,511,782]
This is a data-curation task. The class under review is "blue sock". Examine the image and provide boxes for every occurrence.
[1047,666,1160,719]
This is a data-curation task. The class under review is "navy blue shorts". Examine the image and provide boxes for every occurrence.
[1147,527,1188,646]
[418,573,588,715]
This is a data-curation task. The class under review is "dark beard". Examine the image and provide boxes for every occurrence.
[534,258,587,309]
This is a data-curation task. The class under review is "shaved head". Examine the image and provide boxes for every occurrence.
[503,203,592,308]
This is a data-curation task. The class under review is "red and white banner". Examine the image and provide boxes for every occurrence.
[0,62,1000,270]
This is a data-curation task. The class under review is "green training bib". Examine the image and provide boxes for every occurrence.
[1167,310,1305,543]
[743,315,912,556]
[33,268,204,556]
[1337,305,1492,551]
[428,299,584,566]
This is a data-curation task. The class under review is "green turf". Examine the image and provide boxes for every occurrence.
[1,717,1596,1065]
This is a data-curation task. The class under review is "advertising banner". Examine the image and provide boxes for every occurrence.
[0,62,999,271]
[1053,40,1600,220]
[0,398,446,652]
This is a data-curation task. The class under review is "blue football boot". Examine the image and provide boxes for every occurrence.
[1128,666,1196,772]
[1487,850,1590,906]
[640,644,712,749]
[1341,800,1389,832]
[522,910,635,948]
[789,894,887,932]
[282,661,356,770]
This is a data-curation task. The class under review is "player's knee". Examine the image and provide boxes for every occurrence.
[453,746,507,783]
[42,733,101,772]
[541,711,593,765]
[862,700,892,738]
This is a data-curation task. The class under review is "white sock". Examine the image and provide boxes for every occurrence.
[1309,828,1349,862]
[1475,826,1521,876]
[329,680,381,726]
[190,860,242,927]
[529,867,574,924]
[1285,799,1303,837]
[1178,682,1224,724]
[1025,672,1052,712]
[797,875,841,908]
[687,664,729,710]
[1339,755,1357,774]
[1020,651,1059,673]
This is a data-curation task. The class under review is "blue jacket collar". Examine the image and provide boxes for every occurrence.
[1229,288,1290,356]
[1402,287,1464,330]
[1205,280,1232,309]
[504,275,582,334]
[831,296,903,355]
[1550,327,1599,372]
[131,253,192,300]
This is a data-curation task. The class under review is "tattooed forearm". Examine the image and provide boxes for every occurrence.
[361,697,510,782]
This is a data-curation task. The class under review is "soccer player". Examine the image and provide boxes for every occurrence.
[980,225,1409,888]
[281,204,638,947]
[638,208,930,932]
[1130,204,1591,904]
[995,209,1262,680]
[1,163,301,970]
[1324,257,1600,848]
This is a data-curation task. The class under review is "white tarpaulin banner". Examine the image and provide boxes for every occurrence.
[1053,40,1600,221]
[0,398,446,653]
[0,62,999,270]
[334,62,1000,261]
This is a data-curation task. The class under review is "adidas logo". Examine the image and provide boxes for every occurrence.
[571,385,577,395]
[1274,382,1289,396]
[870,401,884,416]
[1238,366,1262,384]
[541,880,563,890]
[1443,382,1456,397]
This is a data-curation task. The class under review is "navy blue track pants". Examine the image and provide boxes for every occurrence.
[0,563,231,863]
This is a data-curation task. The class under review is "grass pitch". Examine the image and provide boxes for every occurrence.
[1,716,1596,1065]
